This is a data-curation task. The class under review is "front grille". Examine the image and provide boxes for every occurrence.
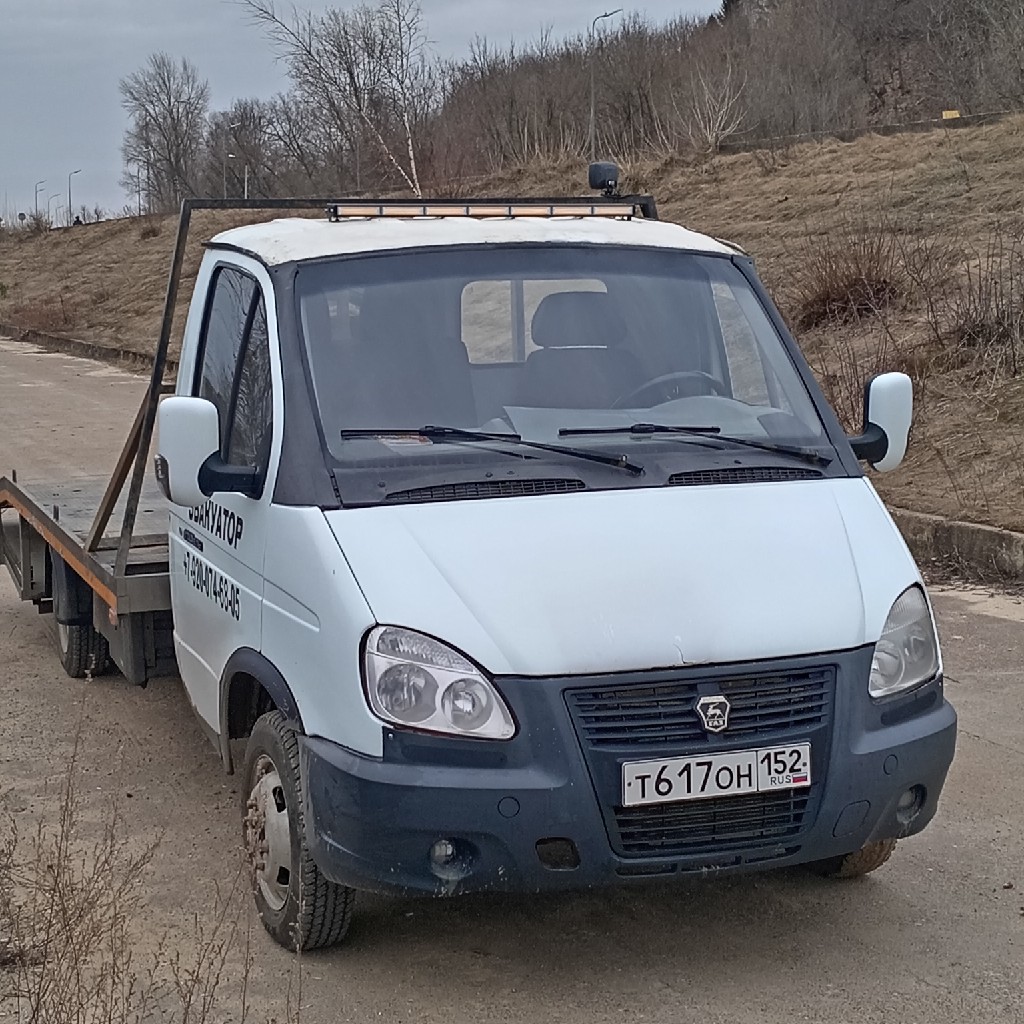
[669,467,823,486]
[614,788,811,857]
[386,478,585,503]
[566,667,833,749]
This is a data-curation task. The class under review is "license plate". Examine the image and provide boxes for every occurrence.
[622,743,812,808]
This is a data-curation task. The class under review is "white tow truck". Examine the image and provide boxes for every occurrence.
[0,167,956,950]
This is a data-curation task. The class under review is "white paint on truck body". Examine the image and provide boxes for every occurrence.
[210,215,734,266]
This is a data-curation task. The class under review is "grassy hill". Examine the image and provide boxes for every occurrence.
[3,115,1024,532]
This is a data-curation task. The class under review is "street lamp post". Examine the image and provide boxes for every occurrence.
[47,193,61,223]
[34,180,46,218]
[588,9,622,162]
[67,169,81,226]
[222,121,242,198]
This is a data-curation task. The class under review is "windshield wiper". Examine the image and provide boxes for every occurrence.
[557,422,832,467]
[559,423,721,437]
[339,426,644,476]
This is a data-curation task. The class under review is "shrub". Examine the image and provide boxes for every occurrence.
[943,226,1024,376]
[790,215,906,330]
[8,293,80,333]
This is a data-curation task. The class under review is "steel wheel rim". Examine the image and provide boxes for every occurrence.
[245,753,292,913]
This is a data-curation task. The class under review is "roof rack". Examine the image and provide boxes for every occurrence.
[325,195,659,222]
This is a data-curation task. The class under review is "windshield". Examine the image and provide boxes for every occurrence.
[295,245,828,464]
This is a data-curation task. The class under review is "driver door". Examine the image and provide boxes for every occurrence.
[169,262,275,733]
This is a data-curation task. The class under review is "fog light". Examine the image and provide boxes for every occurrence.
[428,838,476,882]
[430,839,456,867]
[896,785,926,825]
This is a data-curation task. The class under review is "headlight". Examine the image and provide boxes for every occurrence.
[869,586,940,698]
[363,626,516,740]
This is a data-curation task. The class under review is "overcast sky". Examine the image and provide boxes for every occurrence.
[0,0,720,220]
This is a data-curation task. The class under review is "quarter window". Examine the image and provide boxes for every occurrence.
[226,297,274,474]
[195,267,256,450]
[194,266,274,490]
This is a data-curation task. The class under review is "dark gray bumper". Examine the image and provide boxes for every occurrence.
[301,647,956,896]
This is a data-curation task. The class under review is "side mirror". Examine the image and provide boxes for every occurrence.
[848,372,913,473]
[155,396,257,506]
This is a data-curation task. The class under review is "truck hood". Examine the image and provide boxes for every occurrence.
[325,478,919,677]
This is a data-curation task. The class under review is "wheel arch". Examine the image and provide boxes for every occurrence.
[219,648,304,774]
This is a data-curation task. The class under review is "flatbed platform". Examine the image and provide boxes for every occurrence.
[0,474,171,615]
[10,475,169,558]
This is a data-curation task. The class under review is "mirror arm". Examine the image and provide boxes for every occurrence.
[198,454,258,497]
[848,422,888,464]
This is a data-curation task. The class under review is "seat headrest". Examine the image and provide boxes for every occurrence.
[531,291,625,349]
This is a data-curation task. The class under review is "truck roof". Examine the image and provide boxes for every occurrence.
[209,215,736,267]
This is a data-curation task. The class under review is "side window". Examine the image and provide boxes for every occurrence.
[195,267,256,451]
[227,297,274,474]
[712,280,774,407]
[461,281,514,363]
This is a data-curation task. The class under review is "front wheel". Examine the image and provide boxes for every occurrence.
[242,710,356,950]
[808,838,898,879]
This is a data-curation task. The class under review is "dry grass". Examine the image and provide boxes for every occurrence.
[0,209,305,359]
[0,725,260,1024]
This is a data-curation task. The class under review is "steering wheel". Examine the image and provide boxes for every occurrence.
[613,371,729,409]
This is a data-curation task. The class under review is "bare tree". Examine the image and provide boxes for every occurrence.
[978,0,1024,107]
[687,58,747,156]
[119,53,210,210]
[238,0,435,196]
[110,0,1024,208]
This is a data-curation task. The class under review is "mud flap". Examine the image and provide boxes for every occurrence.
[51,550,93,626]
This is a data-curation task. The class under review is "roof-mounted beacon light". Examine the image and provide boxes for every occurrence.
[588,161,620,197]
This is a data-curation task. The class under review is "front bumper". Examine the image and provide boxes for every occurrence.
[301,646,956,896]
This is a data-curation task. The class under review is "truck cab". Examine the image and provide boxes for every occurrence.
[154,191,956,950]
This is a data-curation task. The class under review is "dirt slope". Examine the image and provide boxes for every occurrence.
[2,116,1024,531]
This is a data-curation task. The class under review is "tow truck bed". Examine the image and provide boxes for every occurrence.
[0,471,173,683]
[0,474,170,609]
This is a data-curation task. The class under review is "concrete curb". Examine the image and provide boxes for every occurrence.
[2,322,1021,581]
[0,322,178,375]
[890,507,1024,581]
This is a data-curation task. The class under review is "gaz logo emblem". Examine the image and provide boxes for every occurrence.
[695,695,731,734]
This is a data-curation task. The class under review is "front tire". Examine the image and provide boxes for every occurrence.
[242,710,355,950]
[808,838,898,879]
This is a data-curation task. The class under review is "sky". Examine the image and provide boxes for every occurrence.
[0,0,721,220]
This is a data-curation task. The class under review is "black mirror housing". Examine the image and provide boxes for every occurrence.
[198,454,259,498]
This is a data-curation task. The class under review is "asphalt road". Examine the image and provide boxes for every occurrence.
[1,339,1022,1023]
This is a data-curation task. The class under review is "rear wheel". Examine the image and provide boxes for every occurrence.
[242,710,356,950]
[808,838,898,879]
[54,617,111,678]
